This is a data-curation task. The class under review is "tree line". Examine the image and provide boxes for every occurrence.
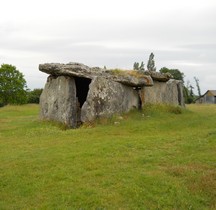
[0,64,42,107]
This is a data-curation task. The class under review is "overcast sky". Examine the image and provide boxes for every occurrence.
[1,0,216,94]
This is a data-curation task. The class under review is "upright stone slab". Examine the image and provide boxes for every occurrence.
[40,76,79,128]
[81,77,139,122]
[140,79,184,106]
[176,81,185,106]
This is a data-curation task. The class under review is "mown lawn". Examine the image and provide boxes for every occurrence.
[0,104,215,209]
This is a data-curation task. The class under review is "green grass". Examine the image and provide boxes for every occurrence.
[0,104,216,209]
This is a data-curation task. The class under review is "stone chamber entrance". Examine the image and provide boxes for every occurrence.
[74,77,92,126]
[74,77,92,108]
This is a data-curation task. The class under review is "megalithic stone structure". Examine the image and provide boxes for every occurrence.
[39,62,184,128]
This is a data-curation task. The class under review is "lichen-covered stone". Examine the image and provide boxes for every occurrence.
[140,79,184,106]
[144,70,172,82]
[40,76,79,128]
[81,77,139,122]
[39,63,94,79]
[107,73,153,87]
[39,62,153,87]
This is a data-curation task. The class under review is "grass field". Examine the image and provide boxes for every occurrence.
[0,104,216,209]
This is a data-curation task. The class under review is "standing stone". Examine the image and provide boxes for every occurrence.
[81,77,139,122]
[40,76,79,128]
[140,79,184,106]
[176,81,185,107]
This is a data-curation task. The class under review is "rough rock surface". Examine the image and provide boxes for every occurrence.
[140,79,185,106]
[40,76,79,128]
[39,63,97,79]
[40,74,140,127]
[144,70,172,82]
[39,62,153,87]
[108,73,153,87]
[81,77,139,122]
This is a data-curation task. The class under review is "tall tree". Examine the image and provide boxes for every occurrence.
[147,52,156,71]
[194,77,201,97]
[0,64,28,106]
[140,61,144,71]
[133,62,139,70]
[133,62,145,71]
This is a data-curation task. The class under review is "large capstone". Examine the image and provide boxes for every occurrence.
[39,62,154,87]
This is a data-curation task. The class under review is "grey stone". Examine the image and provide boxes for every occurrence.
[140,79,185,106]
[144,70,172,82]
[39,62,94,79]
[39,76,79,128]
[81,77,139,122]
[39,62,153,87]
[107,73,153,87]
[176,80,185,107]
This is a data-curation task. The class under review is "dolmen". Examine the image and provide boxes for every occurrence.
[39,62,184,128]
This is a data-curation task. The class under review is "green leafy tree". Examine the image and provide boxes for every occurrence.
[133,62,145,71]
[27,88,43,104]
[159,67,184,81]
[147,52,156,71]
[133,62,139,70]
[140,61,144,71]
[0,64,28,106]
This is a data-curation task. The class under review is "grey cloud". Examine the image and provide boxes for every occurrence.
[1,7,216,92]
[179,43,216,51]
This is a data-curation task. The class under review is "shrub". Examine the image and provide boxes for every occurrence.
[27,89,43,104]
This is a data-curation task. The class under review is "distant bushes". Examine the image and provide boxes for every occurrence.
[0,100,4,107]
[0,88,43,107]
[27,89,43,104]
